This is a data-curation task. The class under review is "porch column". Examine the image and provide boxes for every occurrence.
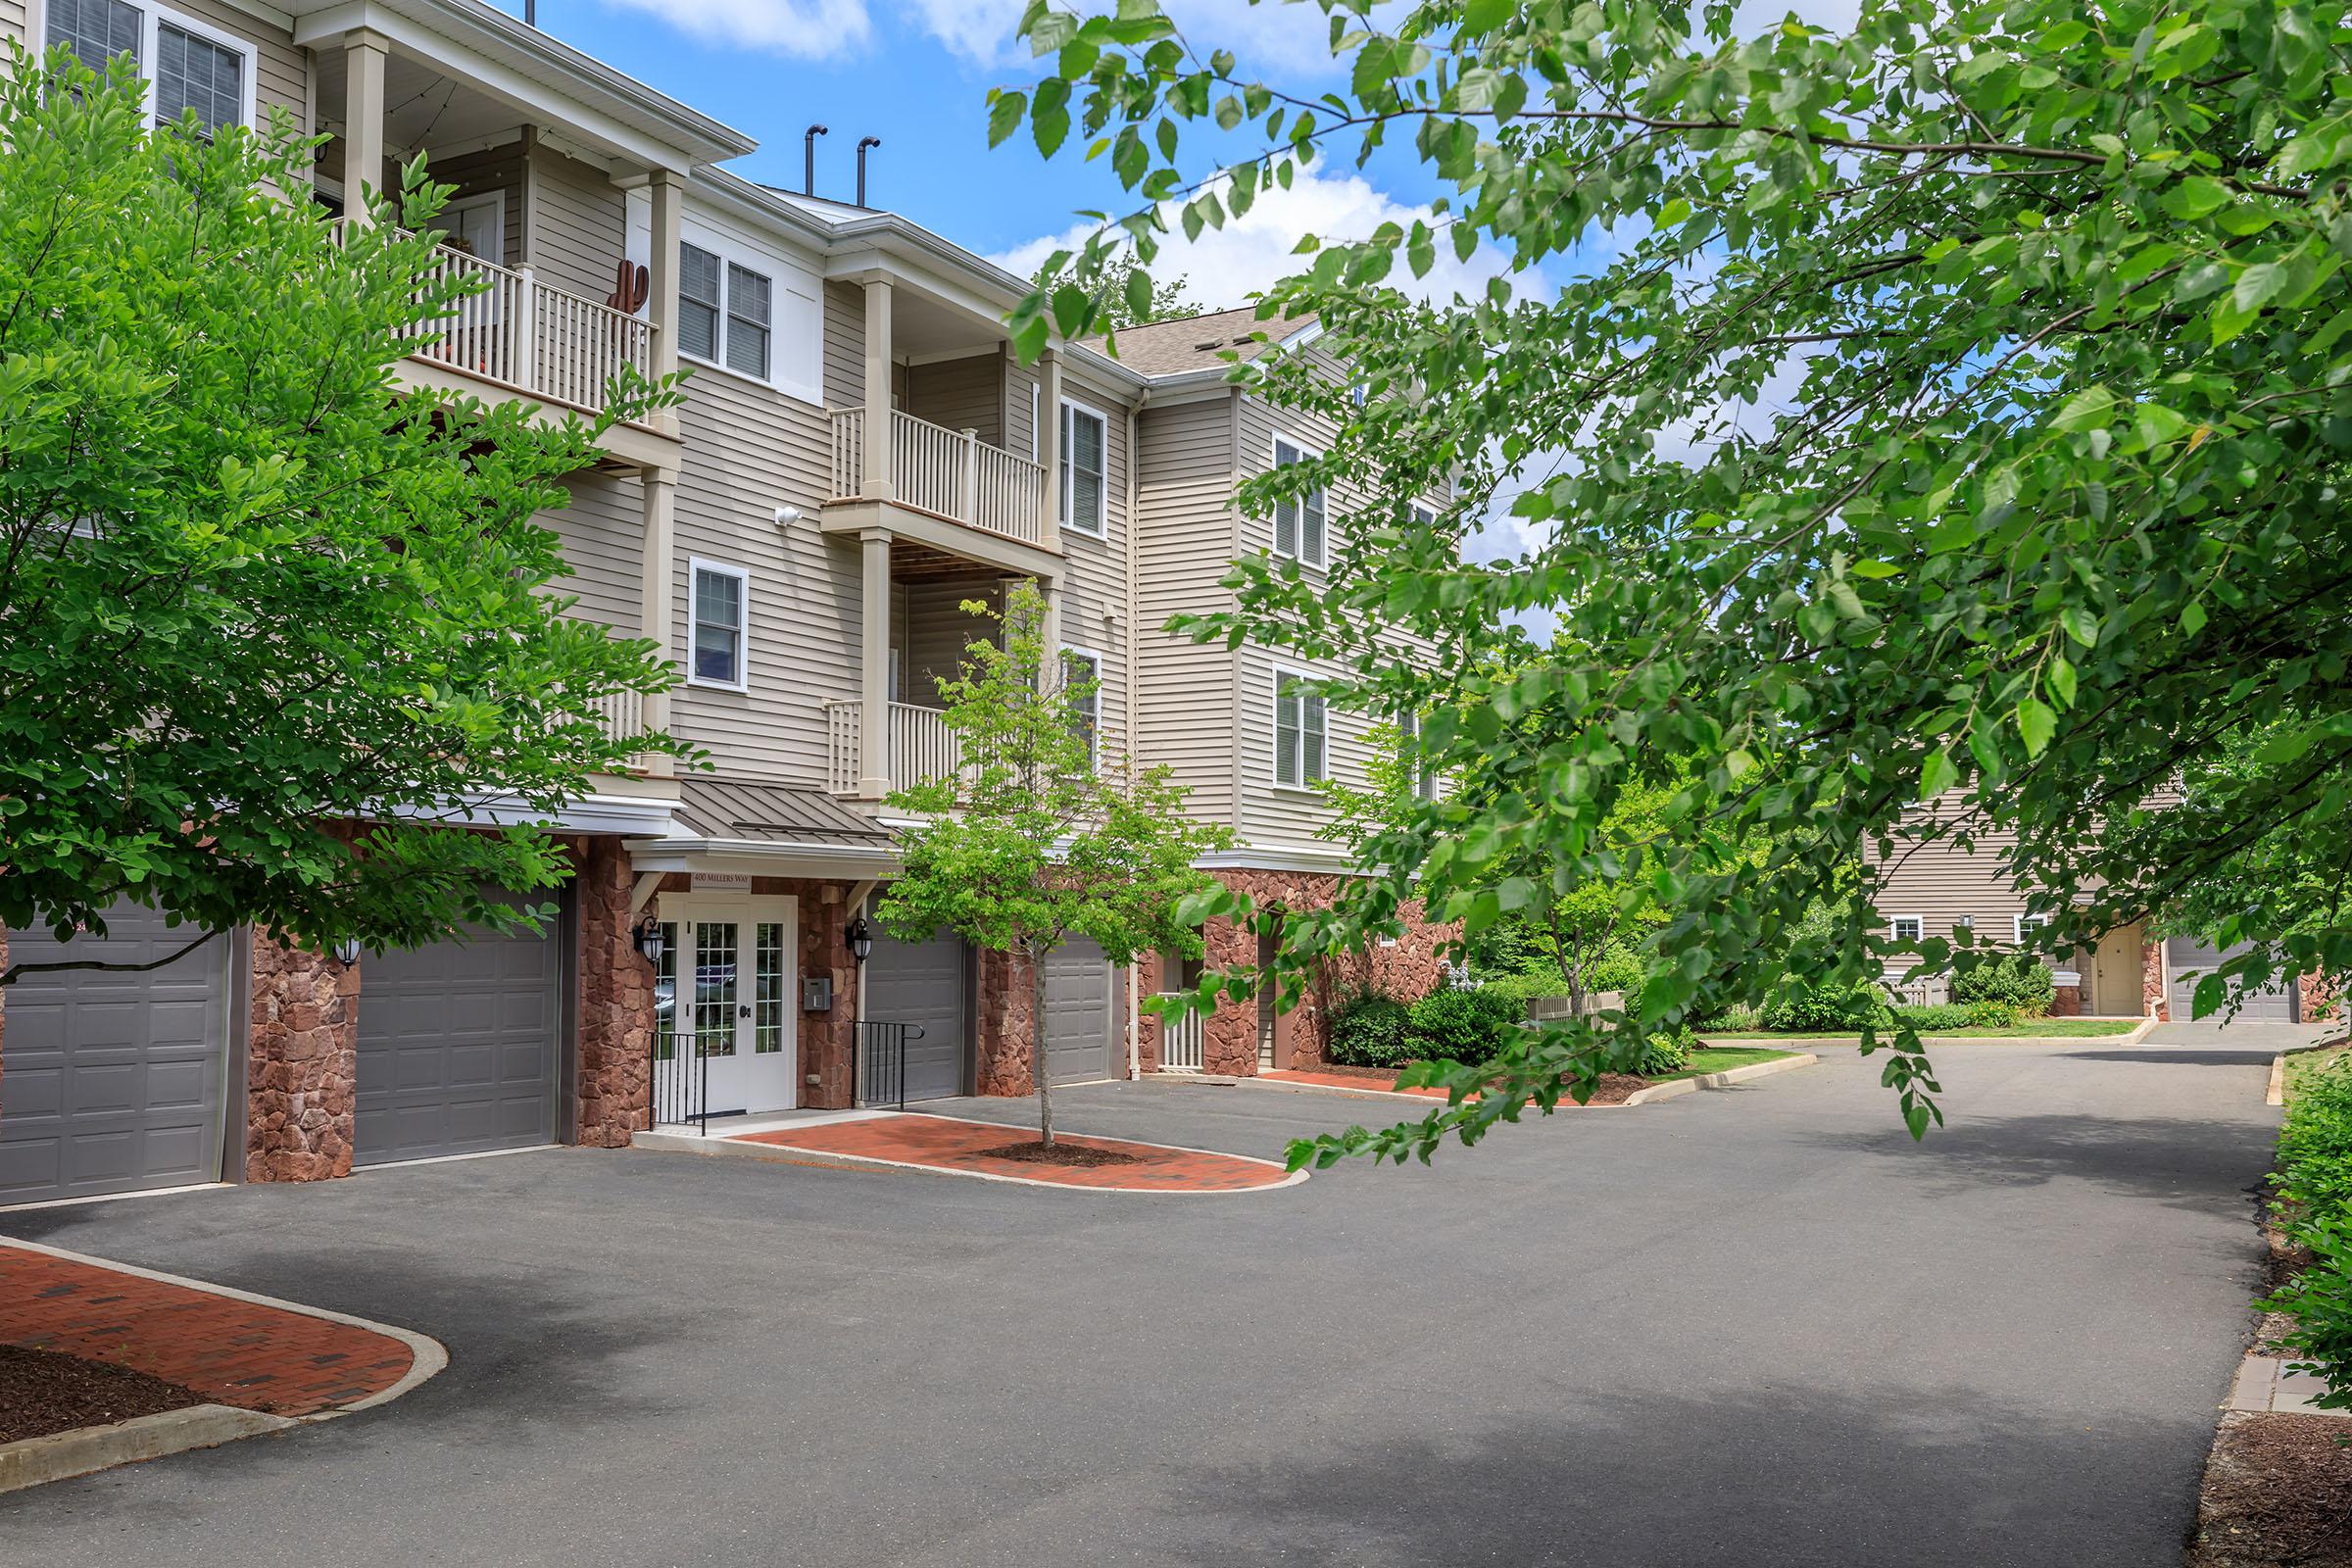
[342,30,389,224]
[1037,344,1063,532]
[858,528,892,798]
[639,466,676,779]
[646,168,686,438]
[861,278,893,500]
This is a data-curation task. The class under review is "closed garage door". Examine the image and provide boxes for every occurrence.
[2168,937,2297,1023]
[356,900,560,1166]
[865,916,967,1102]
[0,904,228,1205]
[1044,940,1118,1086]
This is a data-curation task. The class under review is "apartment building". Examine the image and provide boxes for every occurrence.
[0,0,1452,1206]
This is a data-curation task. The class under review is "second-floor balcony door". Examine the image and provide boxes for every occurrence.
[443,194,504,322]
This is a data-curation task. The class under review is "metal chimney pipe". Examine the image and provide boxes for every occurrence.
[803,124,828,197]
[523,0,535,24]
[856,135,881,208]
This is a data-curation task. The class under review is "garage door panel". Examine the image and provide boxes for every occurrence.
[0,904,229,1205]
[355,899,560,1166]
[2168,937,2295,1022]
[864,917,968,1103]
[1045,941,1117,1086]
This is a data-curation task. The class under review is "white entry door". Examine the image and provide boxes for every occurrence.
[656,894,798,1117]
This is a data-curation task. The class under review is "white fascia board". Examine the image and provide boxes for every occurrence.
[290,0,751,172]
[377,791,680,836]
[627,838,904,880]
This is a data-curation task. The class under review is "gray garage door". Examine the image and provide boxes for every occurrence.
[356,901,560,1166]
[0,904,228,1206]
[865,916,967,1102]
[1044,940,1119,1086]
[2167,937,2297,1023]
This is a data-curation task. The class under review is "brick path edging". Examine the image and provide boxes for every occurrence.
[0,1238,447,1419]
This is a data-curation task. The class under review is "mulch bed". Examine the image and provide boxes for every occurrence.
[0,1343,205,1445]
[2188,1411,2352,1566]
[977,1141,1140,1168]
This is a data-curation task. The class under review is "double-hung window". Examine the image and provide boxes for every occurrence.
[1271,437,1327,567]
[689,560,749,690]
[2014,912,2052,945]
[1061,647,1102,769]
[1059,403,1107,536]
[1888,915,1925,947]
[1397,709,1437,801]
[678,243,773,380]
[1275,669,1327,789]
[50,0,254,140]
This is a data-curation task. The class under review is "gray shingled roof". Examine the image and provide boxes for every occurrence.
[1088,306,1318,377]
[671,775,894,846]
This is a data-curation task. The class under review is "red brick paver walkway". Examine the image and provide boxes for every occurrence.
[732,1114,1297,1192]
[0,1245,416,1417]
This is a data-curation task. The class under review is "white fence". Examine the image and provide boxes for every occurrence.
[824,407,1047,546]
[821,701,961,796]
[1158,1003,1204,1070]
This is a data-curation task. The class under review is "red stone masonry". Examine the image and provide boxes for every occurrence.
[574,835,654,1147]
[244,931,358,1183]
[2144,939,2172,1022]
[0,1245,415,1417]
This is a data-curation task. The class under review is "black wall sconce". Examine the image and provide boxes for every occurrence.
[844,915,874,964]
[633,915,665,966]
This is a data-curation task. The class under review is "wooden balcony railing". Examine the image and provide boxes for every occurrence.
[821,700,963,797]
[824,408,1047,548]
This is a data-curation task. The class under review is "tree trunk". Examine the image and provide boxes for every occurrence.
[1030,940,1054,1147]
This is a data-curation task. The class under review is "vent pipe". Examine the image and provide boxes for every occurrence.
[804,124,828,196]
[857,135,881,208]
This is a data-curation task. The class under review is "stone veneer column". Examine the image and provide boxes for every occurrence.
[794,881,857,1109]
[575,836,656,1146]
[245,932,358,1181]
[974,947,1039,1097]
[2143,938,2170,1021]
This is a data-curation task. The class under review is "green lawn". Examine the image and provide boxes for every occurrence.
[2283,1046,2352,1102]
[1652,1046,1803,1081]
[1700,1018,2143,1042]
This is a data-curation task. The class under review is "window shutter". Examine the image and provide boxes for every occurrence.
[1275,681,1299,786]
[1302,487,1326,565]
[678,245,720,363]
[1303,693,1327,782]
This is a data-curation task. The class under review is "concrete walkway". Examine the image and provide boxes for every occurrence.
[0,1038,2285,1567]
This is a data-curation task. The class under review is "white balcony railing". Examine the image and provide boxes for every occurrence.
[821,700,963,797]
[825,408,1047,548]
[353,222,655,424]
[1158,1003,1204,1071]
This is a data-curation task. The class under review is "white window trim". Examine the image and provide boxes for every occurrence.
[1887,914,1925,946]
[668,218,820,404]
[1269,432,1329,569]
[1271,664,1328,794]
[2014,912,2052,945]
[676,240,775,387]
[1060,643,1104,770]
[52,1,262,135]
[685,557,751,694]
[1058,397,1110,538]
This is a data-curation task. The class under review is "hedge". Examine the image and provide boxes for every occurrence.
[2257,1057,2352,1409]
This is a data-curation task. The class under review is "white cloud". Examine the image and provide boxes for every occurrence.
[597,0,1362,71]
[988,163,1521,313]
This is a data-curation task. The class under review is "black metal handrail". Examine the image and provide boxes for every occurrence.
[858,1020,924,1110]
[652,1009,710,1136]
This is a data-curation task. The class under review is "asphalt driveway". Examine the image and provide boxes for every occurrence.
[0,1037,2295,1567]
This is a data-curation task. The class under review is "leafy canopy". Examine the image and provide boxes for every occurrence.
[991,0,2352,1160]
[0,47,686,974]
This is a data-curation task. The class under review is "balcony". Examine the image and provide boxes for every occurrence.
[363,226,670,466]
[823,701,963,798]
[821,409,1057,576]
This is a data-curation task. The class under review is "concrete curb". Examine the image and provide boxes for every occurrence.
[1681,1052,1820,1091]
[1144,1059,1818,1106]
[0,1404,293,1495]
[1620,1078,1695,1106]
[1701,1021,2153,1049]
[2267,1039,2349,1106]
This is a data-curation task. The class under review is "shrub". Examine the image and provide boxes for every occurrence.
[1888,1001,2018,1031]
[1690,1004,1762,1033]
[2255,1059,2352,1404]
[1965,999,2020,1028]
[1327,995,1416,1070]
[1621,1026,1693,1077]
[1478,968,1573,1004]
[2278,1059,2352,1223]
[1952,953,2055,1017]
[1408,987,1523,1064]
[2258,1215,2352,1409]
[1759,980,1888,1032]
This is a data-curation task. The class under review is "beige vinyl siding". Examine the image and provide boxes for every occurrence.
[1868,806,2045,965]
[525,143,624,304]
[822,281,865,409]
[1132,392,1239,827]
[1,4,27,44]
[665,360,857,784]
[904,351,1003,447]
[1052,365,1134,762]
[544,470,643,637]
[431,142,525,267]
[902,577,1002,708]
[1006,359,1040,460]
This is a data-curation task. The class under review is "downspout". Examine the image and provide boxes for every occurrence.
[1127,392,1146,1078]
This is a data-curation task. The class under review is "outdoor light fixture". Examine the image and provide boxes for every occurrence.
[634,915,665,966]
[845,916,874,964]
[332,938,362,965]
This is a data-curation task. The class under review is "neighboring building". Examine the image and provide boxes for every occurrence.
[0,0,1452,1206]
[1869,801,2308,1022]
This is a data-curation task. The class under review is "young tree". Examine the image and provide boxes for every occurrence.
[0,47,686,981]
[990,0,2352,1159]
[876,582,1230,1147]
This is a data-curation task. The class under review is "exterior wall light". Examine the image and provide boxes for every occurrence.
[845,916,874,964]
[634,915,666,966]
[332,938,362,965]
